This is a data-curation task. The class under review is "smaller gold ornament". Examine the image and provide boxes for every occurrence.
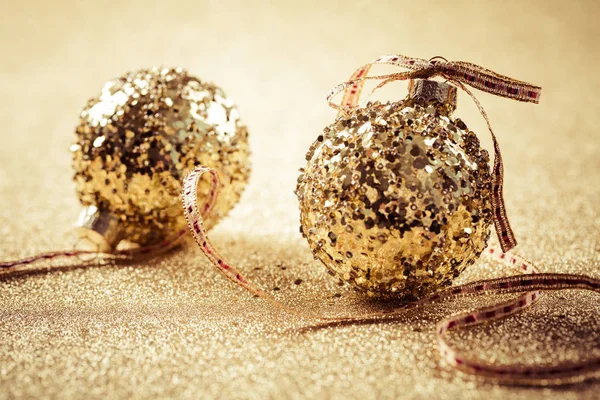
[71,67,250,251]
[296,80,493,299]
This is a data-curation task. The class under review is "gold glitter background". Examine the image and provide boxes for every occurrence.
[0,0,598,398]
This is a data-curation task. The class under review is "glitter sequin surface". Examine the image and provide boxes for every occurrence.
[1,1,599,399]
[297,99,492,299]
[72,67,250,245]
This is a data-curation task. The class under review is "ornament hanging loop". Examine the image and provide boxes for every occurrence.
[327,54,542,253]
[429,55,449,63]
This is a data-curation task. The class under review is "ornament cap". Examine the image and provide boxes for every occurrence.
[408,79,457,114]
[74,206,123,252]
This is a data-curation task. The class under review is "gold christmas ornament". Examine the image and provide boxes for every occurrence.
[71,67,250,251]
[296,54,542,299]
[297,80,492,299]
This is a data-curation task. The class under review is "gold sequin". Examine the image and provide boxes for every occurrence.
[296,98,492,299]
[71,67,251,245]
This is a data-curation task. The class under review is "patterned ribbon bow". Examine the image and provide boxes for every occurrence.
[327,54,542,253]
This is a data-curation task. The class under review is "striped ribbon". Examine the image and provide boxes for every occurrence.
[327,54,542,253]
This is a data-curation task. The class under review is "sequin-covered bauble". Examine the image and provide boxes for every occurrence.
[296,80,493,299]
[71,67,250,250]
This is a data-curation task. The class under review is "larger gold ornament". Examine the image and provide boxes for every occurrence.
[71,67,250,250]
[296,80,493,299]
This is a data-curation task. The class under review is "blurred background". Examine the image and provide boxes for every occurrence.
[0,1,598,399]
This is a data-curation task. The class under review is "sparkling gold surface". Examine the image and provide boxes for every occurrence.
[1,1,599,399]
[72,67,250,245]
[297,97,492,298]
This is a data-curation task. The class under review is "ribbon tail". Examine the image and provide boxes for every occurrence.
[181,166,311,319]
[490,135,518,252]
[451,81,518,252]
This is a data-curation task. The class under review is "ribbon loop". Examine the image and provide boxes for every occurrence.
[328,54,541,252]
